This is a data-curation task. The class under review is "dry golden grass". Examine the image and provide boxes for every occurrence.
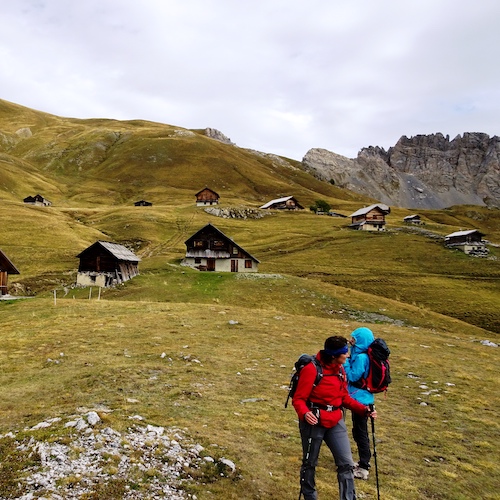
[0,296,498,499]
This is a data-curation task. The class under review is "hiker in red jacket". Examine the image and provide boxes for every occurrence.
[292,336,377,500]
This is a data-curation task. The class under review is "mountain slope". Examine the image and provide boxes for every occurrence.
[0,98,360,208]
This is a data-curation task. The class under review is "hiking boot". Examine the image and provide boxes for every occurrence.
[354,466,369,480]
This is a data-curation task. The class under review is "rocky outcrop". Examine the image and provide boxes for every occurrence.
[204,127,235,145]
[302,133,500,209]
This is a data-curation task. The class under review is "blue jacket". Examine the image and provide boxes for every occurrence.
[344,327,375,405]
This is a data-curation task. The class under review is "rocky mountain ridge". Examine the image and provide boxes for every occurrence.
[302,133,500,209]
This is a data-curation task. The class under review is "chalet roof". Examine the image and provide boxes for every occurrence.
[0,249,20,274]
[350,203,390,217]
[195,187,220,197]
[24,193,51,203]
[445,229,484,239]
[185,223,260,263]
[259,195,295,209]
[76,241,141,262]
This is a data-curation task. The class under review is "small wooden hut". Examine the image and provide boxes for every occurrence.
[76,241,141,287]
[195,187,220,206]
[259,196,304,210]
[444,230,488,256]
[23,194,52,206]
[403,214,422,225]
[134,200,153,206]
[0,249,20,295]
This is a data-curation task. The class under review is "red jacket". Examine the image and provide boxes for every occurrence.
[292,352,368,428]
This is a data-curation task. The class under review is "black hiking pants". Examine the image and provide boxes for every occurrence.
[351,411,371,470]
[299,418,356,500]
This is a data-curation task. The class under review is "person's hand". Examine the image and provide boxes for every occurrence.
[368,408,377,419]
[305,411,318,425]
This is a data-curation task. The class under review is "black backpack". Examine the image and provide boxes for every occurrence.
[351,338,391,394]
[284,354,323,408]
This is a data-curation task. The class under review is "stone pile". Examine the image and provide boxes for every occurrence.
[205,206,270,219]
[1,410,236,499]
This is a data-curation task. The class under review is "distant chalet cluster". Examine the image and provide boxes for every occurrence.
[0,190,488,295]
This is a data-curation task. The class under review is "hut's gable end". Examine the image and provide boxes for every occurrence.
[195,188,220,205]
[183,224,259,272]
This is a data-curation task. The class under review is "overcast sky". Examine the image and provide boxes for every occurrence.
[2,0,499,160]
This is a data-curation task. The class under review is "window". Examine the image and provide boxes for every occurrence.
[212,239,225,249]
[245,260,252,269]
[232,247,239,255]
[194,257,202,264]
[194,240,204,248]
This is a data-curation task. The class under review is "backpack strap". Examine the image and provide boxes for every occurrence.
[310,357,323,387]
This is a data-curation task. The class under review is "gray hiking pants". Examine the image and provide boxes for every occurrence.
[299,418,356,500]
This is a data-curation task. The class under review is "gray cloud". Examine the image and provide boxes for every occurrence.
[2,0,499,160]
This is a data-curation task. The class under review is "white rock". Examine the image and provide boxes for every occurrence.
[220,457,236,472]
[86,411,100,426]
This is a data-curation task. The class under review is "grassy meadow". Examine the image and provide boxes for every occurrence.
[1,99,499,498]
[1,201,500,499]
[1,292,499,499]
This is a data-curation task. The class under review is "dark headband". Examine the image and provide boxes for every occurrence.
[324,345,348,357]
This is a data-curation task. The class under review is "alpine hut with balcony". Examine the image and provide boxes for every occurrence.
[183,223,259,272]
[349,203,390,231]
[444,230,489,256]
[76,241,141,287]
[0,249,20,296]
[195,187,220,206]
[259,195,304,210]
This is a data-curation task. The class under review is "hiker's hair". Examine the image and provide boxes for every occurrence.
[321,336,348,364]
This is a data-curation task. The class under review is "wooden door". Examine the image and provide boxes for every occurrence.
[207,258,216,271]
[231,260,238,272]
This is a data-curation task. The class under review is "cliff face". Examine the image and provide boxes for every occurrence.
[302,133,500,209]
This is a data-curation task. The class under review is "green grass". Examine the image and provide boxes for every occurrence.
[0,297,498,499]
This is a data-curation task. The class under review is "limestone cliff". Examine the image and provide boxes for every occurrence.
[302,133,500,209]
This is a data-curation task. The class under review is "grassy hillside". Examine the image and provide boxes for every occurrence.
[0,98,359,208]
[0,297,498,499]
[0,99,499,499]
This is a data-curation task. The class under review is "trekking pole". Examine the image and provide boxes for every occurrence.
[298,433,312,500]
[369,404,380,500]
[299,411,316,500]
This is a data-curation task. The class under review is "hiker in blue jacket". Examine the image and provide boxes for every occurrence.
[344,327,375,480]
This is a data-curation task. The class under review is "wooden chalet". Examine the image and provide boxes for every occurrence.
[195,187,220,206]
[349,204,390,231]
[403,214,422,225]
[444,230,488,256]
[260,196,304,210]
[183,223,259,273]
[23,194,52,206]
[76,241,141,288]
[134,200,153,206]
[0,249,20,295]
